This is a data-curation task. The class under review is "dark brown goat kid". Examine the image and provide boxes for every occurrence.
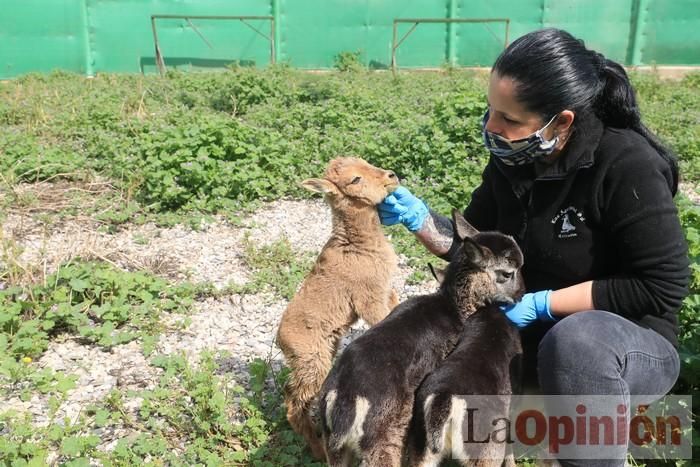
[319,211,524,466]
[407,257,524,466]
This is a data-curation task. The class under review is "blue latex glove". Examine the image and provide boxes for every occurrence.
[500,290,556,329]
[378,186,429,232]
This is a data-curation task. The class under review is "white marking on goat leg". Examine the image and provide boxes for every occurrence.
[425,394,449,455]
[423,394,435,427]
[418,394,443,467]
[325,390,337,430]
[346,396,370,452]
[334,395,371,456]
[449,396,469,461]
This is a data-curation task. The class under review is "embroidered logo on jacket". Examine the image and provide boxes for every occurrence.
[551,206,585,239]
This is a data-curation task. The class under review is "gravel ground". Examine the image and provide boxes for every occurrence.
[680,181,700,205]
[2,183,698,459]
[0,67,694,456]
[0,197,437,448]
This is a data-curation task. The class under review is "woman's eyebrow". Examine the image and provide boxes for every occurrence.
[486,98,522,122]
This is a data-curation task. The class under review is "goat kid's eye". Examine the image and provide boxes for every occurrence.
[497,270,514,280]
[350,176,362,185]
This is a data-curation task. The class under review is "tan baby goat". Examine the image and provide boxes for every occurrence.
[276,157,400,459]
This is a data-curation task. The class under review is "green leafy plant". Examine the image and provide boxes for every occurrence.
[334,50,364,72]
[0,261,200,364]
[0,67,698,465]
[231,235,315,300]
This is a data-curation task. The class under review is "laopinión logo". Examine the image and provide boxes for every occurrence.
[448,395,692,461]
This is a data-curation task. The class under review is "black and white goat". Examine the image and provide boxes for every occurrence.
[318,211,524,466]
[406,263,523,466]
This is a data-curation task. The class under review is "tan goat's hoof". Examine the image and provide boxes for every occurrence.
[308,439,326,461]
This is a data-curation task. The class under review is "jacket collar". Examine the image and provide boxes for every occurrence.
[492,116,604,197]
[534,116,603,180]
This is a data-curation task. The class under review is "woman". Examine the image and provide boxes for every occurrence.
[379,28,689,465]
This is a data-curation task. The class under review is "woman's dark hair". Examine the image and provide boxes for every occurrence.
[492,28,679,193]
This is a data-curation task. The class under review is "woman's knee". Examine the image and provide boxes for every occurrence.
[538,311,623,373]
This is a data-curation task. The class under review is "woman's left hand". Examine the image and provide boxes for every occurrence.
[500,290,556,328]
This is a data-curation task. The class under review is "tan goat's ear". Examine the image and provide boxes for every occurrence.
[428,263,446,284]
[301,178,337,194]
[452,209,479,240]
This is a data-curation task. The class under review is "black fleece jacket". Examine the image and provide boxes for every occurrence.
[446,118,689,349]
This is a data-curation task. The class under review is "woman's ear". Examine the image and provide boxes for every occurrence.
[554,110,575,148]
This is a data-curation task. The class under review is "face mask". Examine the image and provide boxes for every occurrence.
[482,110,559,166]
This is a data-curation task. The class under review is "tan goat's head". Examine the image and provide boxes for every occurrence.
[301,157,399,206]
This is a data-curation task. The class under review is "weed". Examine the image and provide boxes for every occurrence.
[334,50,364,72]
[0,68,698,464]
[231,235,314,300]
[0,261,202,390]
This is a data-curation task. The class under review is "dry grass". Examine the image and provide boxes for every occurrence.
[1,220,185,288]
[0,174,114,215]
[0,177,184,287]
[0,231,46,287]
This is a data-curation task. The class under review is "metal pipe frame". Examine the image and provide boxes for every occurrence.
[391,17,510,75]
[150,14,275,76]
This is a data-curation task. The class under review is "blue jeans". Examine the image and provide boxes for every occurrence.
[536,310,680,467]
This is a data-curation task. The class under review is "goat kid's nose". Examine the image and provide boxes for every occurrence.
[387,171,397,179]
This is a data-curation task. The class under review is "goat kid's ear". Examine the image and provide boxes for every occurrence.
[452,209,479,240]
[428,263,446,284]
[301,178,338,195]
[461,237,485,266]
